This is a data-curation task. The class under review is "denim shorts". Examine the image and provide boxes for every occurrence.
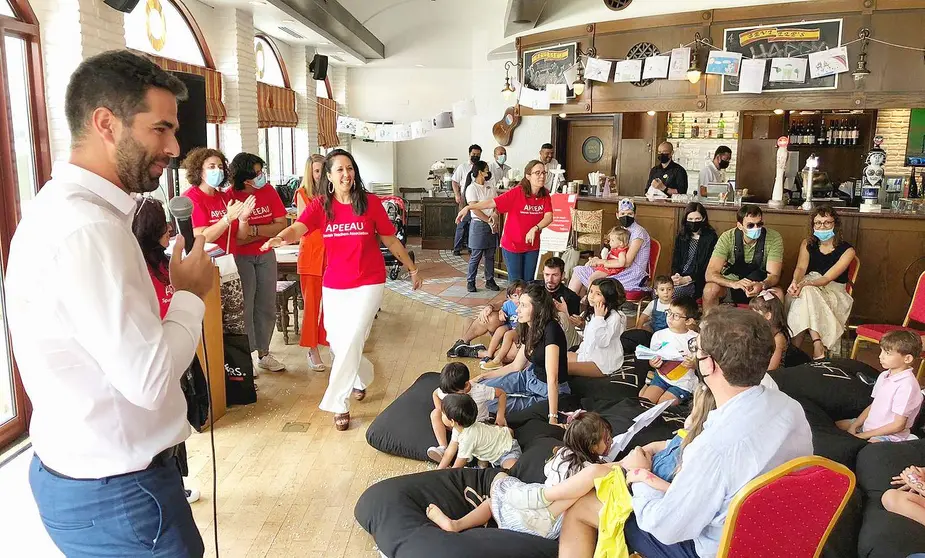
[649,373,692,402]
[491,439,523,467]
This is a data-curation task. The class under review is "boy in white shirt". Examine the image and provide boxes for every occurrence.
[436,393,522,470]
[428,362,507,463]
[640,297,700,405]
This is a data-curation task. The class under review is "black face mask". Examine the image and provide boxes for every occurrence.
[470,155,480,164]
[718,159,730,170]
[686,221,703,233]
[619,215,635,228]
[658,153,671,164]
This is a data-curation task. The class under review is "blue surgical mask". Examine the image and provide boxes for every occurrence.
[745,227,762,240]
[497,155,507,165]
[204,168,224,188]
[813,229,835,242]
[253,173,267,189]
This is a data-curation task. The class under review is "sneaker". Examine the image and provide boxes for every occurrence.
[452,250,462,256]
[467,282,477,293]
[485,280,501,291]
[185,488,200,504]
[257,354,285,372]
[426,445,446,463]
[480,360,503,371]
[457,346,486,359]
[504,482,549,510]
[251,357,261,378]
[447,339,467,357]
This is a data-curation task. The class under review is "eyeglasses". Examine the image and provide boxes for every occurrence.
[813,220,835,228]
[531,170,548,176]
[743,221,764,229]
[688,338,711,361]
[667,311,690,320]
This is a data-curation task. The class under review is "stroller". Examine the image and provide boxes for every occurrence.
[380,195,415,280]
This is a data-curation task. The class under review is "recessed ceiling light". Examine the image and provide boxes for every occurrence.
[320,41,330,45]
[415,64,425,67]
[249,1,267,5]
[773,108,785,115]
[283,19,296,24]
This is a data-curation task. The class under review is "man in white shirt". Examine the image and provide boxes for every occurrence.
[698,145,732,193]
[540,142,560,190]
[6,50,214,556]
[451,144,482,255]
[488,146,511,189]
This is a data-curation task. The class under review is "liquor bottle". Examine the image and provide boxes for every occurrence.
[807,122,816,145]
[827,120,835,145]
[667,119,674,139]
[834,121,842,146]
[678,118,685,139]
[717,113,726,139]
[707,117,713,138]
[909,170,919,198]
[851,120,860,146]
[819,122,827,145]
[692,118,700,138]
[788,123,796,145]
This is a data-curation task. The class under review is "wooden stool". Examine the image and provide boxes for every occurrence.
[275,280,300,344]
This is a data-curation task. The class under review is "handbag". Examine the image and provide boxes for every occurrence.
[224,333,257,405]
[217,225,246,334]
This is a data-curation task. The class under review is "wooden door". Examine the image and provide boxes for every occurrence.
[617,139,654,197]
[565,118,614,186]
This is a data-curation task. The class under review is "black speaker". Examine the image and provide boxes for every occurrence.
[310,54,328,81]
[170,72,207,168]
[103,0,141,13]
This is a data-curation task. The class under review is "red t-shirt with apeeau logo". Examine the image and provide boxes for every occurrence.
[296,194,396,289]
[493,186,552,253]
[230,186,288,256]
[147,263,175,319]
[184,186,237,254]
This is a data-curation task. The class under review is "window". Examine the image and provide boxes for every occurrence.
[254,36,287,87]
[316,77,330,99]
[207,122,220,150]
[259,128,296,184]
[124,0,207,66]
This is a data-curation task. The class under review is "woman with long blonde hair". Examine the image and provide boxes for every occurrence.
[297,154,328,370]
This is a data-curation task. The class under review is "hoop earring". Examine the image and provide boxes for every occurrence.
[328,183,334,194]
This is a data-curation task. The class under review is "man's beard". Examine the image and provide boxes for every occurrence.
[116,134,168,194]
[545,281,559,292]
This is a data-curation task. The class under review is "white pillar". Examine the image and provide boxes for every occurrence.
[291,45,318,166]
[212,8,258,156]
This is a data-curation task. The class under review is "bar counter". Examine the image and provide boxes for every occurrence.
[576,196,925,325]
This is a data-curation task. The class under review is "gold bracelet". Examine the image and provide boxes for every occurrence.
[410,268,419,275]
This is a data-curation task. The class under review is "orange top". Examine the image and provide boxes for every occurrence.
[296,189,325,276]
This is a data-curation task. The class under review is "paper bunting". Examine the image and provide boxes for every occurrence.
[614,59,643,83]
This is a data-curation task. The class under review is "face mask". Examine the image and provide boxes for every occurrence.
[204,168,224,188]
[744,227,762,240]
[658,153,671,164]
[814,229,835,242]
[253,173,267,189]
[686,221,703,233]
[470,155,480,164]
[497,155,506,165]
[718,159,730,170]
[619,215,635,228]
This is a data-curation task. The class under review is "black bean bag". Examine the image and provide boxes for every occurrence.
[355,467,558,558]
[771,358,879,422]
[794,397,869,471]
[855,439,925,558]
[621,328,652,354]
[568,354,650,404]
[366,372,442,461]
[584,397,685,461]
[508,437,562,485]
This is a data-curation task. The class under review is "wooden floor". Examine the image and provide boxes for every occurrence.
[185,288,470,558]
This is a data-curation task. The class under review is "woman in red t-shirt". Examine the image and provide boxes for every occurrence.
[181,147,254,255]
[456,160,553,282]
[262,149,422,431]
[296,154,328,371]
[228,153,289,374]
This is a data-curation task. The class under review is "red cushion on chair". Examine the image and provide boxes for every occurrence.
[625,290,647,302]
[725,465,850,558]
[856,324,925,343]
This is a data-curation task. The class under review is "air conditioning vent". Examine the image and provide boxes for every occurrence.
[603,0,632,10]
[278,26,305,39]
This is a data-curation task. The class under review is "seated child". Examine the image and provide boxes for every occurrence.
[479,280,525,370]
[883,465,925,527]
[635,275,675,332]
[586,227,629,280]
[749,292,810,370]
[435,393,521,470]
[428,363,507,463]
[567,278,627,378]
[639,296,700,405]
[837,330,924,442]
[544,411,613,487]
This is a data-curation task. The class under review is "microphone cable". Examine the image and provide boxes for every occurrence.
[198,322,220,557]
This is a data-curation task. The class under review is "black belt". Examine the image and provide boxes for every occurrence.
[40,444,181,481]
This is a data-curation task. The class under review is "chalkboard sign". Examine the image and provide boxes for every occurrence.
[722,19,842,93]
[522,42,577,98]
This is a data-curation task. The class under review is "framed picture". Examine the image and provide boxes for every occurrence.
[521,42,578,99]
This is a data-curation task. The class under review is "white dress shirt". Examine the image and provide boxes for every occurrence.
[488,161,511,189]
[6,162,206,479]
[452,162,474,189]
[698,160,726,187]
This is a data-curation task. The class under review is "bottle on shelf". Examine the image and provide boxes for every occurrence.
[909,170,919,199]
[807,122,816,145]
[818,122,827,146]
[692,118,700,138]
[667,120,674,139]
[851,120,860,146]
[707,117,713,138]
[827,120,835,145]
[678,118,686,139]
[717,113,726,139]
[788,123,796,145]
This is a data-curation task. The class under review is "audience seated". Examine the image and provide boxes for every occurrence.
[671,202,719,300]
[477,281,526,370]
[634,275,674,332]
[749,292,811,370]
[639,296,700,406]
[567,278,627,378]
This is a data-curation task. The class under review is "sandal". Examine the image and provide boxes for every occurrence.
[352,388,367,401]
[812,339,827,361]
[334,412,350,431]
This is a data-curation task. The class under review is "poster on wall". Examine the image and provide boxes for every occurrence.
[721,18,842,93]
[539,193,578,253]
[521,42,578,99]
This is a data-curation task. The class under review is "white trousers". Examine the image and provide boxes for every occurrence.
[320,283,384,414]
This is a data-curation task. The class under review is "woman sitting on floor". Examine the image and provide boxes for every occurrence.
[567,278,627,378]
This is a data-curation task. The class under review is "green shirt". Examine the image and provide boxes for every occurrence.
[712,227,784,281]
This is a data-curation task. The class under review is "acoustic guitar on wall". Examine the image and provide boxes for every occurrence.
[492,106,522,147]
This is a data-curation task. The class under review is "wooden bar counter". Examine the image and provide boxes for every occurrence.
[575,196,925,325]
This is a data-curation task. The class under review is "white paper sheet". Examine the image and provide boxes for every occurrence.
[411,120,426,140]
[584,57,613,82]
[605,400,675,461]
[808,46,849,79]
[434,112,454,129]
[452,98,477,120]
[645,185,670,201]
[769,57,807,83]
[668,47,691,81]
[394,124,413,142]
[357,121,377,140]
[520,87,550,110]
[563,64,580,88]
[705,51,742,76]
[634,341,685,362]
[738,58,767,94]
[642,55,670,80]
[336,116,358,135]
[375,125,394,142]
[422,118,435,134]
[614,59,643,83]
[546,84,567,104]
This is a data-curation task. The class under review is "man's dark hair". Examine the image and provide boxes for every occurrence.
[442,393,478,427]
[714,145,732,158]
[468,144,482,154]
[228,152,266,191]
[736,204,763,224]
[541,143,554,150]
[65,50,187,142]
[699,307,774,387]
[544,256,566,273]
[439,362,470,394]
[671,296,700,321]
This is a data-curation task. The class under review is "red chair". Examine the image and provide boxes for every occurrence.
[627,238,661,322]
[850,269,925,380]
[716,456,855,558]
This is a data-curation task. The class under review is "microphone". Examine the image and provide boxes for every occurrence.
[167,196,195,255]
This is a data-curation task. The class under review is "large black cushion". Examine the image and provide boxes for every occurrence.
[771,358,878,421]
[795,397,868,470]
[366,372,441,461]
[508,437,561,485]
[569,354,650,404]
[355,467,558,558]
